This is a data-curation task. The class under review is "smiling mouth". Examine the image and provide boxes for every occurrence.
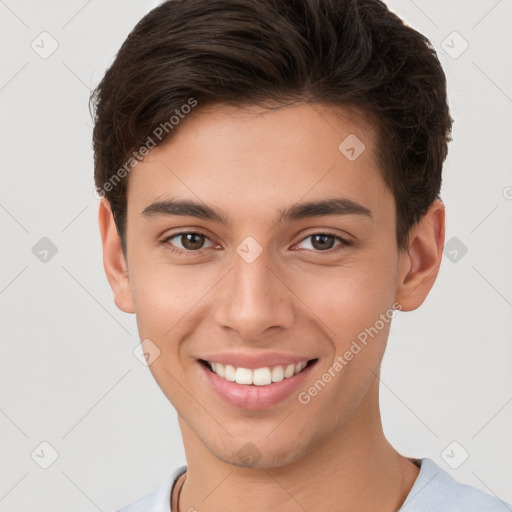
[199,358,318,386]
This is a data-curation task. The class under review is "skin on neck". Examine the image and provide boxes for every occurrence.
[174,374,420,512]
[99,102,444,512]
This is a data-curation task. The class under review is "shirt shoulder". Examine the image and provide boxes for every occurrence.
[399,458,511,512]
[111,465,187,512]
[109,458,511,511]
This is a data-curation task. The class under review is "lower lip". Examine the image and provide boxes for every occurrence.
[199,360,317,410]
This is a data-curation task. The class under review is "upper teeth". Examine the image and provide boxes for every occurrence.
[208,361,309,386]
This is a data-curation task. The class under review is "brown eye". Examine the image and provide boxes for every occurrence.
[163,231,215,254]
[295,232,351,254]
[179,232,206,250]
[310,234,336,251]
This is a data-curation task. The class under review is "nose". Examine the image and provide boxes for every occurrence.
[213,248,295,341]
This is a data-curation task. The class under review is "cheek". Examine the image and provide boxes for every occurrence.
[127,264,198,401]
[292,266,397,425]
[128,258,202,335]
[293,260,398,340]
[288,251,399,402]
[129,267,169,336]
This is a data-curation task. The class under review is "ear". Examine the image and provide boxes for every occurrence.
[98,198,135,314]
[395,199,445,311]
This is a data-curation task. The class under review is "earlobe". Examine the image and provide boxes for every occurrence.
[395,199,445,311]
[98,199,135,314]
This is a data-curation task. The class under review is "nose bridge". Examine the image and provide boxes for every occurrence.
[214,244,293,338]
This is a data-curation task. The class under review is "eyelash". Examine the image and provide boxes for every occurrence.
[161,230,352,257]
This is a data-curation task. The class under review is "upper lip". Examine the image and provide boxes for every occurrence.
[198,352,317,370]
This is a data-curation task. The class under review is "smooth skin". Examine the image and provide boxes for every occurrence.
[99,102,444,512]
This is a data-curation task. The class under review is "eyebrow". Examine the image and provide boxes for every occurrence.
[141,196,372,225]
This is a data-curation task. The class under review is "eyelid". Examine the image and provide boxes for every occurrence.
[159,230,216,257]
[292,230,352,251]
[161,228,352,256]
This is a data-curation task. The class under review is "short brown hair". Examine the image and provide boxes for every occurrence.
[90,0,453,254]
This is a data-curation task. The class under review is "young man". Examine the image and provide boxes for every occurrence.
[91,0,511,510]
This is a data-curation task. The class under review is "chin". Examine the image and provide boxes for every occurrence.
[208,437,308,470]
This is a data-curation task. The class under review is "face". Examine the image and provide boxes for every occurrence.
[100,102,443,469]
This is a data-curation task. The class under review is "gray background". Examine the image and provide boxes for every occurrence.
[1,0,511,510]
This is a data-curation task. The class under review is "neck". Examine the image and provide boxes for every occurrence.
[174,377,419,512]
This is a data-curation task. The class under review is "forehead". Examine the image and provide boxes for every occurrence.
[126,102,391,220]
